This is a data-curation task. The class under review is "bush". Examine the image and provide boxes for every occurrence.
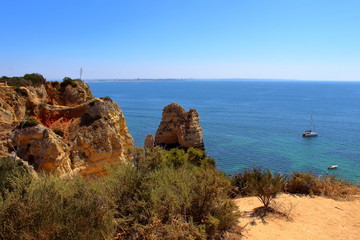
[163,148,188,168]
[0,175,115,240]
[246,168,285,208]
[101,96,113,102]
[286,171,319,195]
[311,175,359,199]
[0,157,31,199]
[0,147,239,240]
[0,77,28,87]
[230,168,257,197]
[187,147,207,166]
[23,73,46,85]
[60,77,78,88]
[101,156,238,239]
[285,171,359,199]
[17,119,40,128]
[0,74,45,87]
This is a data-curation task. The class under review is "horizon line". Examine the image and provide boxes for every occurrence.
[76,77,360,83]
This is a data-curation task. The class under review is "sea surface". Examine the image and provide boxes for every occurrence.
[88,80,360,184]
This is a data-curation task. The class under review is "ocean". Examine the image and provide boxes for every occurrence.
[88,80,360,184]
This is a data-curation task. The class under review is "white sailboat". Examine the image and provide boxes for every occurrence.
[302,115,318,137]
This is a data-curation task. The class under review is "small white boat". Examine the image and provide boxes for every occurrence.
[328,165,338,169]
[302,115,318,137]
[302,130,318,137]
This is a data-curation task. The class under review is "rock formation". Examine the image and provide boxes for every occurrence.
[144,133,155,149]
[154,103,204,150]
[0,75,134,177]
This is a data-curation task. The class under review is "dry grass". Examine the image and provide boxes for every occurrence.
[221,226,243,240]
[286,171,360,200]
[270,198,297,221]
[315,175,360,200]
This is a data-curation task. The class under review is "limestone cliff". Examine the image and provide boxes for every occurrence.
[154,103,204,150]
[0,74,134,177]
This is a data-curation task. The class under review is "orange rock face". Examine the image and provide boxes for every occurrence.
[144,133,155,149]
[0,76,134,177]
[155,103,204,150]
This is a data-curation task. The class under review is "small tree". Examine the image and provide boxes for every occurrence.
[247,168,285,208]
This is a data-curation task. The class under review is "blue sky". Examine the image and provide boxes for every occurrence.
[1,0,359,80]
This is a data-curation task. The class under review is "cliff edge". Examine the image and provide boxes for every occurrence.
[0,74,134,177]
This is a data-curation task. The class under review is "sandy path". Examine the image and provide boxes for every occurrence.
[230,194,360,240]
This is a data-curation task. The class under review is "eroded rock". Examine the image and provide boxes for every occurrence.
[144,133,155,149]
[155,103,204,150]
[0,75,134,177]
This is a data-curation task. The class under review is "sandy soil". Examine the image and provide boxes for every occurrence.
[228,194,360,240]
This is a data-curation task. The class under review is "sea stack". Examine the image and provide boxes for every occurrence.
[144,133,155,149]
[154,103,204,150]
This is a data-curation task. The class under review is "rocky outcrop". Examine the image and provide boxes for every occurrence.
[0,75,134,177]
[12,124,72,175]
[144,133,155,149]
[155,103,204,150]
[45,80,93,106]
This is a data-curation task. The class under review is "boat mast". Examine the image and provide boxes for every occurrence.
[311,114,315,131]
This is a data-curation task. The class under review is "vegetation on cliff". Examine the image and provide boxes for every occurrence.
[231,168,359,201]
[0,147,238,240]
[0,73,46,87]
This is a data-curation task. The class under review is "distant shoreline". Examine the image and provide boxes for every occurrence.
[82,78,360,83]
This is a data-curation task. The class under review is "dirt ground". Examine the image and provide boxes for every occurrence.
[226,193,360,240]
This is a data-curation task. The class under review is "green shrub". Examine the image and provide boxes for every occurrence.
[17,119,40,128]
[163,148,188,168]
[246,168,285,208]
[230,168,257,197]
[187,147,207,166]
[0,157,31,199]
[142,146,166,170]
[286,171,319,195]
[0,147,239,240]
[23,73,46,85]
[0,77,28,87]
[60,77,78,88]
[0,74,45,87]
[101,96,113,102]
[0,175,115,240]
[145,166,237,239]
[101,158,238,239]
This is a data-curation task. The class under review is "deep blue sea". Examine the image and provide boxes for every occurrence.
[88,80,360,185]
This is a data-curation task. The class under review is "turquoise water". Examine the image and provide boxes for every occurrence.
[88,80,360,184]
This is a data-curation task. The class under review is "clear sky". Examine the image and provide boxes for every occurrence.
[1,0,359,80]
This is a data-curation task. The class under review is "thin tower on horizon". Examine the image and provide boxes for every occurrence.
[80,67,83,80]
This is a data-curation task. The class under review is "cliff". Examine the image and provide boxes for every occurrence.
[154,103,204,150]
[0,74,134,176]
